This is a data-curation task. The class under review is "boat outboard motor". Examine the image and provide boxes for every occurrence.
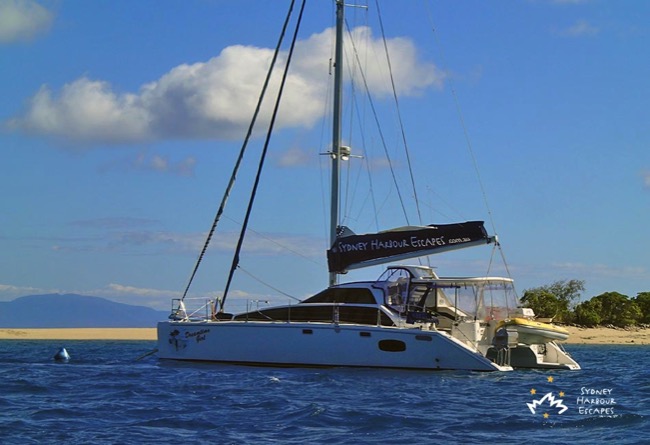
[54,347,70,362]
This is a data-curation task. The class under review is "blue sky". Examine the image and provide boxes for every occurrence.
[1,0,648,311]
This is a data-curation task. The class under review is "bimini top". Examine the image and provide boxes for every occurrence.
[424,276,515,286]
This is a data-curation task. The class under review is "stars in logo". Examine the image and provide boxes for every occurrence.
[527,375,568,419]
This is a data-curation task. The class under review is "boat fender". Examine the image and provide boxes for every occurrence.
[54,347,70,362]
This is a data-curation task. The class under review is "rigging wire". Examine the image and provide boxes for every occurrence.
[237,266,301,302]
[222,215,325,268]
[342,7,381,231]
[221,0,307,311]
[318,1,336,252]
[423,0,515,282]
[423,1,496,233]
[374,0,424,227]
[180,0,299,301]
[344,19,411,226]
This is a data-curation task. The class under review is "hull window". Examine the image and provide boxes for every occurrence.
[378,339,406,352]
[302,288,376,304]
[234,306,394,326]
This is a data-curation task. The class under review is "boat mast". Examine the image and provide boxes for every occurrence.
[329,0,344,287]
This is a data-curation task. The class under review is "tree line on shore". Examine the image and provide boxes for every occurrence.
[520,279,650,327]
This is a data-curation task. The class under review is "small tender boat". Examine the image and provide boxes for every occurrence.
[497,318,570,344]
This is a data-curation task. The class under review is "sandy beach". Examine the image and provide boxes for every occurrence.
[0,328,157,341]
[0,326,648,344]
[561,325,650,345]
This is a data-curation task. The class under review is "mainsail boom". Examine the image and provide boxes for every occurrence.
[327,221,494,274]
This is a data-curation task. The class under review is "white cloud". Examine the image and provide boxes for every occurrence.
[0,281,276,310]
[9,79,151,143]
[98,152,197,176]
[0,0,54,43]
[8,26,443,146]
[103,283,281,310]
[107,283,182,299]
[106,230,203,253]
[551,0,589,4]
[276,147,313,167]
[70,217,159,229]
[40,222,323,260]
[643,170,650,188]
[550,261,646,279]
[342,26,445,96]
[554,19,599,37]
[0,283,48,300]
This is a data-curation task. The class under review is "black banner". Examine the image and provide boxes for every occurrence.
[327,221,490,273]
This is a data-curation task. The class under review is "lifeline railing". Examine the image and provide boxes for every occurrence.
[169,298,214,321]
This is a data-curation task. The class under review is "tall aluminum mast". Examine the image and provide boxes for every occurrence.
[329,0,344,286]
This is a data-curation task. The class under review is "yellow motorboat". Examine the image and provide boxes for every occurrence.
[497,318,570,344]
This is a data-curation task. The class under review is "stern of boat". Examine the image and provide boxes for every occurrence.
[484,326,581,370]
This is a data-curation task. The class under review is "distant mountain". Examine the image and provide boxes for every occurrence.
[0,294,169,328]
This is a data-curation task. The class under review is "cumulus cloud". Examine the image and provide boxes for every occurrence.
[7,26,443,146]
[0,0,54,43]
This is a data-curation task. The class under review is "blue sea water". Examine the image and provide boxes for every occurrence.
[0,342,647,444]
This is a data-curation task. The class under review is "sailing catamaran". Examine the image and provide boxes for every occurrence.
[157,1,580,371]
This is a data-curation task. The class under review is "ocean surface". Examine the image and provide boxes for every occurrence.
[0,341,647,444]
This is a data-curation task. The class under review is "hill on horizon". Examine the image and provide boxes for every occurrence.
[0,293,169,328]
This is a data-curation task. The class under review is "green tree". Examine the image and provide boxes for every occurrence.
[592,292,642,327]
[634,292,650,324]
[520,290,561,319]
[520,279,585,322]
[574,299,602,327]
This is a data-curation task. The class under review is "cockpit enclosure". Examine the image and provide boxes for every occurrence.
[376,266,519,324]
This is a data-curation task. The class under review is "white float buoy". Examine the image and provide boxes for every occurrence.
[54,347,70,362]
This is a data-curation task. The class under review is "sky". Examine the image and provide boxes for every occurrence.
[1,0,649,312]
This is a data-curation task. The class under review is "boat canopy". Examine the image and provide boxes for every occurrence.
[327,221,494,273]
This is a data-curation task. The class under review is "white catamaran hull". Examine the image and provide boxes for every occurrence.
[157,321,512,372]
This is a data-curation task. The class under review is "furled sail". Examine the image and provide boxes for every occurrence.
[327,221,494,273]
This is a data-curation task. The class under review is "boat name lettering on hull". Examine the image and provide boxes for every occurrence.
[185,329,210,343]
